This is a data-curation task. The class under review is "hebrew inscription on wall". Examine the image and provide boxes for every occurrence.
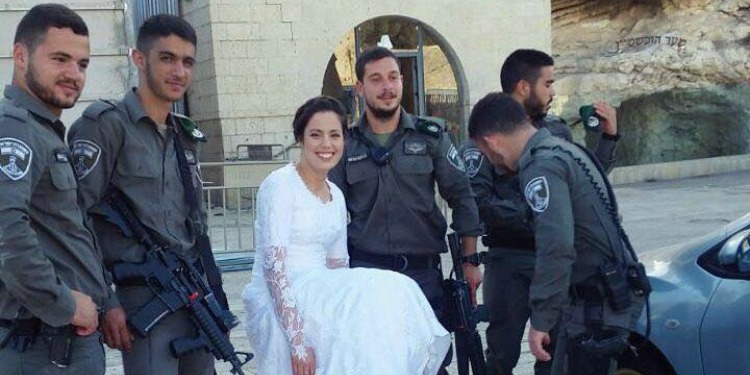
[616,35,687,52]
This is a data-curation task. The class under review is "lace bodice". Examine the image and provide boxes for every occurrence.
[253,163,349,359]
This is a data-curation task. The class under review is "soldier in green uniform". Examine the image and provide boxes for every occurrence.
[468,92,646,375]
[68,15,218,375]
[329,47,483,374]
[0,4,109,374]
[459,49,620,375]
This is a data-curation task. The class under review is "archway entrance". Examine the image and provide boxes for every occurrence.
[322,16,468,144]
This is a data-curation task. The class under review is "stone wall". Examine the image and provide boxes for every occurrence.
[180,0,553,162]
[552,0,750,165]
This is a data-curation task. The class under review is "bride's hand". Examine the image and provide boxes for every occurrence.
[291,346,316,375]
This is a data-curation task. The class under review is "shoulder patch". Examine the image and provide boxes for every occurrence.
[446,144,465,172]
[524,176,549,213]
[462,148,483,178]
[82,100,117,121]
[0,137,33,181]
[414,116,445,139]
[173,113,206,142]
[71,140,102,179]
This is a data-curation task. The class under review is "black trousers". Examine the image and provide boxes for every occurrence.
[351,258,452,373]
[483,249,554,375]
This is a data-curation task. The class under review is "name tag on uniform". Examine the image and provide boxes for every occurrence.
[184,149,197,165]
[348,153,368,162]
[54,148,70,163]
[404,140,427,155]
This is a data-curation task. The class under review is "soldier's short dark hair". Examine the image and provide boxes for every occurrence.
[355,47,400,82]
[14,4,88,52]
[293,96,347,142]
[468,92,530,139]
[136,14,197,54]
[500,49,554,93]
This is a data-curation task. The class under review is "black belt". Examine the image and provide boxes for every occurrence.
[1,318,77,356]
[349,250,440,272]
[0,318,75,335]
[0,318,40,331]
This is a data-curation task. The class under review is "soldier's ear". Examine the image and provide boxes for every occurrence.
[355,80,364,96]
[515,80,530,98]
[12,43,28,70]
[130,48,147,70]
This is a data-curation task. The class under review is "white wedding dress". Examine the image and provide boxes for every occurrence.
[242,163,451,375]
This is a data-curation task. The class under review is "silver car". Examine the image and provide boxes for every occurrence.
[617,213,750,374]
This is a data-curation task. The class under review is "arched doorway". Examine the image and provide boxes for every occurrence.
[322,16,469,144]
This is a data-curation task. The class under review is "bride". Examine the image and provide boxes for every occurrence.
[242,96,451,375]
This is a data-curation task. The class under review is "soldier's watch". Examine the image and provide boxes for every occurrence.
[460,253,481,266]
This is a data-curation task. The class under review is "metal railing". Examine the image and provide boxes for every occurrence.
[203,184,259,272]
[203,185,258,253]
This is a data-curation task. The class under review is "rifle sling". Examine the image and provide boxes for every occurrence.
[171,122,227,307]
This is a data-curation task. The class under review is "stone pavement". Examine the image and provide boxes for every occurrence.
[104,170,750,374]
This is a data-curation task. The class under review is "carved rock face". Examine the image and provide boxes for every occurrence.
[612,86,750,165]
[551,0,750,165]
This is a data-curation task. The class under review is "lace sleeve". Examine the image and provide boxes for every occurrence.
[326,184,349,269]
[255,169,309,360]
[263,245,308,360]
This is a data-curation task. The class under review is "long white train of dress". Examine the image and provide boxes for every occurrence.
[242,163,451,375]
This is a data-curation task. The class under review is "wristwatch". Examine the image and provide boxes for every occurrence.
[460,253,481,266]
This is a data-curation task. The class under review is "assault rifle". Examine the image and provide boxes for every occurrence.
[98,189,252,375]
[445,232,487,375]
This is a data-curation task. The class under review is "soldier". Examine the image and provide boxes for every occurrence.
[0,4,109,374]
[68,15,221,375]
[459,48,620,375]
[468,92,646,375]
[329,46,483,374]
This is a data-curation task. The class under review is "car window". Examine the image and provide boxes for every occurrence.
[699,226,750,280]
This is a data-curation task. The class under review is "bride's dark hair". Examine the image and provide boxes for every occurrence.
[292,96,347,142]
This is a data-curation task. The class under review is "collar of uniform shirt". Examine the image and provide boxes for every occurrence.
[3,84,60,125]
[121,87,152,125]
[520,127,552,164]
[357,106,416,138]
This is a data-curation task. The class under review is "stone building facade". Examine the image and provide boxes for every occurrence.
[0,1,552,177]
[179,0,552,163]
[7,1,743,173]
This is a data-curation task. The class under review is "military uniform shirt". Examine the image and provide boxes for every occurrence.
[461,115,619,250]
[329,110,481,256]
[518,128,625,332]
[68,89,206,308]
[459,141,533,250]
[0,85,109,326]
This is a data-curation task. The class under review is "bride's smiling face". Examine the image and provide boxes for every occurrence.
[300,111,345,173]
